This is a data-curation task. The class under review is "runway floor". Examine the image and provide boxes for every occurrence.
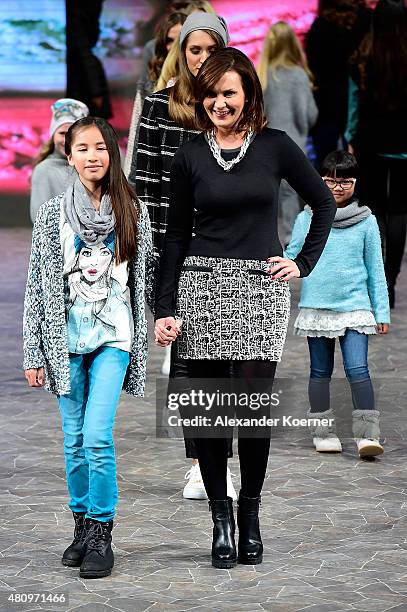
[1,228,407,612]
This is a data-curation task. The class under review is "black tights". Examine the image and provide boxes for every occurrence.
[184,360,277,500]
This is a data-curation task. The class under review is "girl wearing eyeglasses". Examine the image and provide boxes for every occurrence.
[285,150,390,458]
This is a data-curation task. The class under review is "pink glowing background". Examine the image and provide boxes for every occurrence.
[0,0,318,195]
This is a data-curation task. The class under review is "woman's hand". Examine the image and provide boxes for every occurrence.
[25,367,44,387]
[154,317,181,347]
[376,323,389,334]
[267,256,300,281]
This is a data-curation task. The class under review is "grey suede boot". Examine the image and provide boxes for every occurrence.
[307,409,342,452]
[352,410,383,457]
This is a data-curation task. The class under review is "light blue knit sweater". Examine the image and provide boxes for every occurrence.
[284,209,390,323]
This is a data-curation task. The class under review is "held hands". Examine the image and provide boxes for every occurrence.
[376,323,389,334]
[24,367,44,387]
[154,317,182,347]
[267,256,300,281]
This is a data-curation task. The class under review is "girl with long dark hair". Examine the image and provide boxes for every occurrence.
[23,117,154,579]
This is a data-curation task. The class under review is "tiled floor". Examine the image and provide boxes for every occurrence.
[1,229,406,612]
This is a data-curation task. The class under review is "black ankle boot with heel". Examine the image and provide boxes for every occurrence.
[237,493,263,565]
[209,497,237,569]
[80,518,114,579]
[61,511,87,567]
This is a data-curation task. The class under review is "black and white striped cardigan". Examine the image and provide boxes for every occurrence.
[129,88,199,258]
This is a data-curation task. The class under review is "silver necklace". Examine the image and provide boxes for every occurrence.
[207,129,253,172]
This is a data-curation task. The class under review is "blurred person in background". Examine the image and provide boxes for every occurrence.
[305,0,371,169]
[129,13,236,502]
[124,10,189,176]
[346,0,407,309]
[257,21,318,244]
[30,98,89,223]
[138,1,215,96]
[66,0,112,118]
[153,1,216,92]
[124,0,215,176]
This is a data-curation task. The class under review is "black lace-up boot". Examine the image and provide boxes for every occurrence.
[61,512,87,567]
[79,518,114,579]
[209,497,237,569]
[237,493,263,565]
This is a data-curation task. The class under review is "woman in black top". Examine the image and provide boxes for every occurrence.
[154,48,336,569]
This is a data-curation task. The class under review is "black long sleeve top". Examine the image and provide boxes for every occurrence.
[155,128,336,319]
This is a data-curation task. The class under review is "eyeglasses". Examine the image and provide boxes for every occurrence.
[323,177,356,191]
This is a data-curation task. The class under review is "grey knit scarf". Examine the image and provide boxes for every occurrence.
[64,177,115,245]
[305,199,371,228]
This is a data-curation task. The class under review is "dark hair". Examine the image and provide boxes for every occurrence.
[321,150,359,178]
[148,11,187,84]
[65,117,138,264]
[351,4,407,112]
[318,0,366,29]
[194,47,267,134]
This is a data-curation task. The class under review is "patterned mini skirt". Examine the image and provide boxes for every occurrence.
[175,256,291,361]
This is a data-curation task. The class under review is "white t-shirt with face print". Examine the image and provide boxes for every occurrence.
[60,200,134,354]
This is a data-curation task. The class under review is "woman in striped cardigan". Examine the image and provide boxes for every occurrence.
[128,12,234,501]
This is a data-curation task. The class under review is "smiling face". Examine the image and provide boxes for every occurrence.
[78,243,112,282]
[203,70,246,132]
[53,122,72,156]
[323,176,356,207]
[68,125,110,189]
[185,30,219,76]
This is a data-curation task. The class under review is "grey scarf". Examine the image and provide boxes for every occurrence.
[305,199,371,228]
[64,177,115,245]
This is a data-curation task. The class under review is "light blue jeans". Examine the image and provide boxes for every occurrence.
[57,347,130,522]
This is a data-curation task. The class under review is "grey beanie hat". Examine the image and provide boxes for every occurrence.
[49,98,89,136]
[179,12,229,47]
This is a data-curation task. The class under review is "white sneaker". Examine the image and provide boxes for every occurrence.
[161,345,171,376]
[183,464,207,499]
[182,464,238,500]
[313,435,342,452]
[356,438,384,458]
[226,467,237,501]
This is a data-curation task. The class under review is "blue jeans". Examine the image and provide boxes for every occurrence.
[307,329,374,413]
[57,347,130,522]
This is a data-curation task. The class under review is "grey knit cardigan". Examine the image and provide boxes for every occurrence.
[23,193,155,397]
